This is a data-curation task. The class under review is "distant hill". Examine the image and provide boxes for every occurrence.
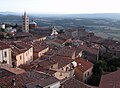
[0,12,120,26]
[0,12,120,19]
[0,11,20,15]
[0,14,21,24]
[31,13,120,19]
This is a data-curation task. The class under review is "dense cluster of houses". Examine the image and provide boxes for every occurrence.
[0,22,120,88]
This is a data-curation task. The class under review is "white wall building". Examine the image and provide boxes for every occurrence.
[0,44,12,66]
[0,24,5,29]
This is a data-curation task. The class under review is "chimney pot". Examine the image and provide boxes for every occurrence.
[12,78,16,86]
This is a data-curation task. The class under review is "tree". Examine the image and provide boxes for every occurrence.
[0,28,5,32]
[88,60,108,86]
[88,73,101,86]
[65,42,72,46]
[0,85,7,88]
[92,60,107,74]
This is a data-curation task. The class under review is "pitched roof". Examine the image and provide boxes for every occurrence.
[57,34,71,41]
[0,41,10,50]
[0,64,25,75]
[25,76,59,88]
[76,57,93,72]
[31,58,57,68]
[52,38,66,44]
[79,44,99,55]
[10,41,32,56]
[33,43,48,53]
[51,55,74,68]
[0,71,59,88]
[45,50,56,56]
[0,68,15,78]
[56,46,75,58]
[62,77,91,88]
[20,64,57,76]
[99,70,120,88]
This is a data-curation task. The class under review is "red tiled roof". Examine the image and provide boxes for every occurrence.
[57,34,71,40]
[25,76,59,88]
[19,56,57,70]
[33,43,48,53]
[0,41,10,50]
[99,70,120,88]
[31,58,57,68]
[10,41,32,56]
[0,71,59,88]
[56,46,75,58]
[79,44,99,55]
[11,46,24,56]
[62,77,91,88]
[76,57,93,72]
[45,50,55,56]
[51,55,74,68]
[19,64,57,75]
[86,36,103,43]
[0,67,25,75]
[52,39,66,44]
[0,68,15,78]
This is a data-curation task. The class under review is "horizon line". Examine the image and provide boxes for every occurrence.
[1,11,120,15]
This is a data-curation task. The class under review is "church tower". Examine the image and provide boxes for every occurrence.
[22,12,29,33]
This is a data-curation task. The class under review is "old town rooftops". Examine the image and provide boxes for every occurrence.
[99,70,120,88]
[76,57,93,72]
[0,71,59,88]
[56,46,75,58]
[0,41,10,50]
[10,41,32,55]
[51,55,74,69]
[62,77,91,88]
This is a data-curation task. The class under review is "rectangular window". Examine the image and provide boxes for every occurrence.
[51,66,53,69]
[30,48,32,52]
[20,56,22,60]
[31,56,32,60]
[85,74,86,78]
[88,72,89,76]
[4,51,7,58]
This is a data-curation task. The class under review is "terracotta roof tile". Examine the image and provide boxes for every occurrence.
[26,76,59,88]
[79,44,99,55]
[0,68,15,78]
[51,55,74,68]
[76,57,93,72]
[31,58,57,68]
[52,39,66,44]
[0,41,10,50]
[0,71,59,88]
[99,70,120,88]
[62,77,91,88]
[57,46,75,58]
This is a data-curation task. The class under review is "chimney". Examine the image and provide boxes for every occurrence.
[60,84,64,88]
[12,78,16,86]
[85,59,88,62]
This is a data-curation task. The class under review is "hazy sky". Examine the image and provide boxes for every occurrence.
[0,0,120,14]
